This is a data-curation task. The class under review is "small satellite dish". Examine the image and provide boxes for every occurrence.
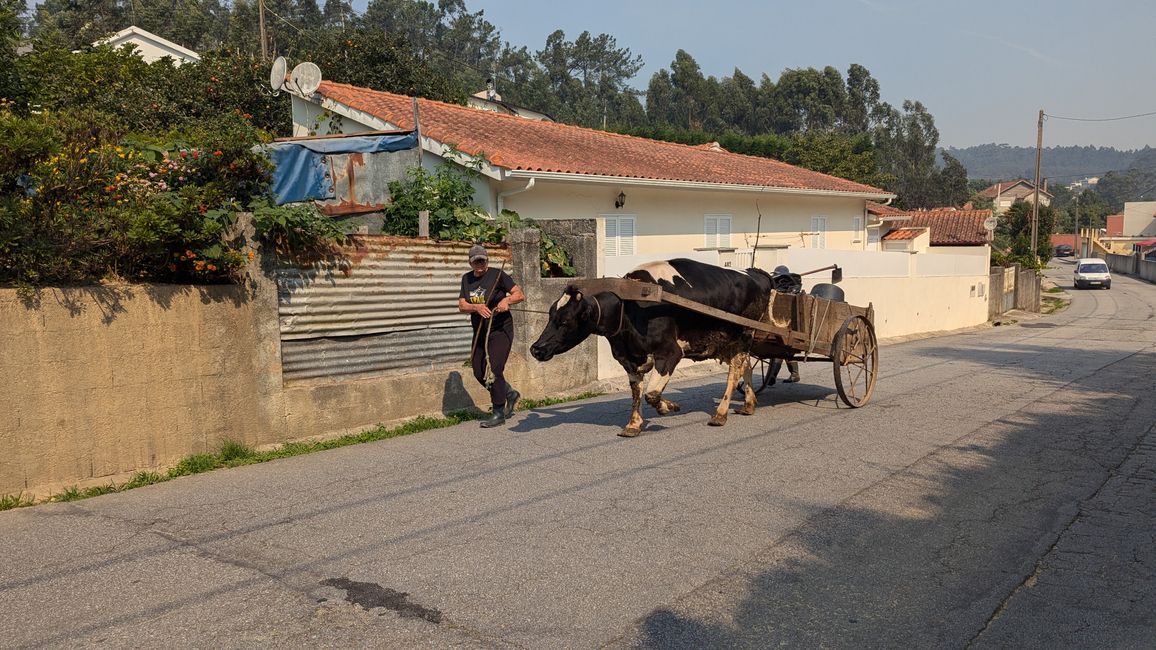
[269,56,287,92]
[983,216,997,231]
[290,62,322,96]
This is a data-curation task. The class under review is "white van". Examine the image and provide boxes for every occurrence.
[1073,258,1111,289]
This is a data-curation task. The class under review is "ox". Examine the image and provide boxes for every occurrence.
[530,259,774,437]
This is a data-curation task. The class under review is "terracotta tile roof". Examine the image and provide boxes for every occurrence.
[317,82,889,196]
[866,200,909,217]
[903,208,993,246]
[881,227,925,241]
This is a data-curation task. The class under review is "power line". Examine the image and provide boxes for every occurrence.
[1045,110,1156,123]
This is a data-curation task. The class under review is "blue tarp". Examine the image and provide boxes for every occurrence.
[261,132,419,205]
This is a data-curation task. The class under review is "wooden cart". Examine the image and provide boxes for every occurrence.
[573,278,879,408]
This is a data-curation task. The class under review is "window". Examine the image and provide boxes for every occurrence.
[810,216,827,249]
[604,215,635,256]
[704,215,732,248]
[852,216,863,243]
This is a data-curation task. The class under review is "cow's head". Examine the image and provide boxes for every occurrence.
[530,286,598,362]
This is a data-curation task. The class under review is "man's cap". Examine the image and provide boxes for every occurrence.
[468,244,488,263]
[773,265,790,275]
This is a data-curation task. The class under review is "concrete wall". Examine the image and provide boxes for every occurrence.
[1107,253,1156,283]
[0,228,598,498]
[1122,201,1156,237]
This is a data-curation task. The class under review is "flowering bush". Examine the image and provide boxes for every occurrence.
[0,108,273,289]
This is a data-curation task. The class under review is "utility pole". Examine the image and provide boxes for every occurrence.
[1073,192,1080,257]
[1031,109,1044,262]
[258,0,269,61]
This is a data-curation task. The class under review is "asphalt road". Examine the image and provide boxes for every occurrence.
[1,260,1153,649]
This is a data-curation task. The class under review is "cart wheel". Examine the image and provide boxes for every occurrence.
[738,357,776,394]
[831,315,878,407]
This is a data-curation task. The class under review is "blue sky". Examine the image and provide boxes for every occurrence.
[374,0,1156,150]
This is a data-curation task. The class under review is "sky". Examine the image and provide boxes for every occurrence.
[384,0,1156,151]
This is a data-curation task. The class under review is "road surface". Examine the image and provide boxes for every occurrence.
[1,259,1153,648]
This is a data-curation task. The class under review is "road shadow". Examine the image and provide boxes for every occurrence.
[626,342,1156,648]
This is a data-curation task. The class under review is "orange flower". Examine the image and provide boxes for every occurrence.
[185,250,195,258]
[195,260,206,271]
[207,264,217,272]
[212,150,223,157]
[168,263,177,271]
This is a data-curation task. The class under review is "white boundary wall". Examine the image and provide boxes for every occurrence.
[593,249,991,379]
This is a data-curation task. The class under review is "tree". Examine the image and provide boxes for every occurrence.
[843,63,882,133]
[874,100,941,208]
[995,200,1056,264]
[534,29,643,128]
[934,151,969,207]
[0,0,27,107]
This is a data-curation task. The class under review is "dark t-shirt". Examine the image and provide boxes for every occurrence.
[460,268,516,333]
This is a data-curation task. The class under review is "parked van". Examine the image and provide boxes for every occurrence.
[1073,258,1111,289]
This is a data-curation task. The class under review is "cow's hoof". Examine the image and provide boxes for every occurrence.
[735,405,756,416]
[655,400,681,415]
[707,415,727,427]
[619,427,642,437]
[665,400,681,412]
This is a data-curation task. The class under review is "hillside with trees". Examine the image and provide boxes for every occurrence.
[945,143,1139,186]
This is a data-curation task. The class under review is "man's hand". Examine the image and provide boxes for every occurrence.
[476,304,493,318]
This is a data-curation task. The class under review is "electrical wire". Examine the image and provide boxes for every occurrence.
[1045,110,1156,123]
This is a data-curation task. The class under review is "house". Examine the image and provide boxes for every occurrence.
[287,74,894,279]
[867,203,993,257]
[978,179,1052,215]
[93,26,200,65]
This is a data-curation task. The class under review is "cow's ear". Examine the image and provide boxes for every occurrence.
[567,285,583,302]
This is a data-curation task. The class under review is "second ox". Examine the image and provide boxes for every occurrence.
[530,258,774,437]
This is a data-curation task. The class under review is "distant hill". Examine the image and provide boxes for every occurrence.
[943,144,1139,184]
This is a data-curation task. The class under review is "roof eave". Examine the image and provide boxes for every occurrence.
[504,170,894,200]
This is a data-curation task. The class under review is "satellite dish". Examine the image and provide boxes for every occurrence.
[983,216,997,231]
[290,62,322,96]
[269,56,287,92]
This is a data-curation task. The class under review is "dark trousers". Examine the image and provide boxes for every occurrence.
[472,327,512,410]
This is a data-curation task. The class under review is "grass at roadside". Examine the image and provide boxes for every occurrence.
[0,391,604,511]
[1041,295,1069,315]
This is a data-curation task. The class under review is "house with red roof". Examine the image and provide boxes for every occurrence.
[285,74,893,275]
[978,179,1052,216]
[866,203,994,258]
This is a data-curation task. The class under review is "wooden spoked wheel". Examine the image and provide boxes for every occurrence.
[831,315,878,407]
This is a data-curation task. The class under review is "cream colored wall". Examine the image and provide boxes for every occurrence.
[0,229,594,498]
[497,179,868,274]
[0,285,283,497]
[1123,201,1156,237]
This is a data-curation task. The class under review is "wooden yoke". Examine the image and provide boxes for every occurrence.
[570,278,779,334]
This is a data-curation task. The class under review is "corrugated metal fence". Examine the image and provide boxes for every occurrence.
[276,237,509,384]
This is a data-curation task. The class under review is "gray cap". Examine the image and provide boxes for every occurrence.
[468,244,488,263]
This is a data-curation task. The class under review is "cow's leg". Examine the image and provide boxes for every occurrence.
[621,369,646,437]
[708,351,749,426]
[644,349,683,415]
[736,353,758,415]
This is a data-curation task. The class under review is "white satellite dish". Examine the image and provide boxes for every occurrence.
[983,216,997,231]
[269,56,287,92]
[290,62,322,96]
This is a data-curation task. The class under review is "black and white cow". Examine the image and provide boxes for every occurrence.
[530,258,774,437]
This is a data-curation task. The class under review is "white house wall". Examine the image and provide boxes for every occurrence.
[1122,201,1156,237]
[494,179,866,274]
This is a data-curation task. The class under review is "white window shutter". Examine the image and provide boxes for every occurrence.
[605,218,618,257]
[852,216,862,241]
[705,217,717,248]
[720,217,731,248]
[811,216,827,249]
[619,217,635,256]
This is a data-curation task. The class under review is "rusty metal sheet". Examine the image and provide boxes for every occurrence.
[315,147,417,216]
[280,326,474,384]
[276,237,510,341]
